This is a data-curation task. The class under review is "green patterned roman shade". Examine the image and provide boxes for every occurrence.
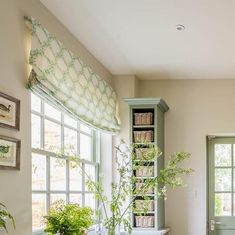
[25,17,120,133]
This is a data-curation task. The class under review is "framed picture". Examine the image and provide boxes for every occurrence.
[0,91,20,130]
[0,136,20,170]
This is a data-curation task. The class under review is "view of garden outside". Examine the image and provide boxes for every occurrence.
[31,93,97,231]
[214,144,235,216]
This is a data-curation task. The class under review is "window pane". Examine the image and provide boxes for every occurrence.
[31,93,41,112]
[32,114,41,148]
[215,168,231,192]
[64,114,77,128]
[80,134,92,161]
[69,194,82,205]
[80,123,92,134]
[45,103,61,121]
[32,194,46,231]
[50,194,66,205]
[64,127,77,155]
[215,193,231,216]
[85,164,96,191]
[45,120,61,152]
[215,144,231,167]
[32,154,46,191]
[85,193,96,211]
[50,158,66,191]
[69,161,82,191]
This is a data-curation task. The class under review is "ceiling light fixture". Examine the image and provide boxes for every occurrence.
[176,24,185,31]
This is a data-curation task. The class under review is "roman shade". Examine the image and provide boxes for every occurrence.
[25,17,120,133]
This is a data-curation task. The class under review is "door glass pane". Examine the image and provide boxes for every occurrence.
[50,158,66,191]
[85,165,96,191]
[215,144,231,167]
[80,134,92,161]
[64,114,77,128]
[45,120,61,152]
[32,154,46,191]
[32,194,46,231]
[215,168,232,191]
[215,193,232,216]
[85,193,96,210]
[45,103,61,121]
[50,194,66,205]
[69,194,82,205]
[64,127,77,155]
[69,162,82,191]
[31,93,41,112]
[32,114,41,148]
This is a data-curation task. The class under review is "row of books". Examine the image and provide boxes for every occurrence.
[134,112,153,125]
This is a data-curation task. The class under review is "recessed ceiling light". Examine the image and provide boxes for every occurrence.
[176,24,185,31]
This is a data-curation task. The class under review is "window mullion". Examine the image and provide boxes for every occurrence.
[41,100,45,149]
[66,160,70,204]
[82,163,85,207]
[46,155,50,213]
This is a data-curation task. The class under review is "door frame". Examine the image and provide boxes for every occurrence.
[206,135,235,235]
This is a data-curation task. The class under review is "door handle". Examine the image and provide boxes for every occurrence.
[210,220,221,231]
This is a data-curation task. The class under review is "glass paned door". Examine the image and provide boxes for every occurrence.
[208,137,235,235]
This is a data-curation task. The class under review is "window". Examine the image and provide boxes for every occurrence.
[31,93,99,232]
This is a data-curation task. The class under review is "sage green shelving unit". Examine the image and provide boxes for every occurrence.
[124,98,169,232]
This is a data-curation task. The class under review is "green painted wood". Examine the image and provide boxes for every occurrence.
[125,98,169,230]
[124,98,169,113]
[208,137,235,235]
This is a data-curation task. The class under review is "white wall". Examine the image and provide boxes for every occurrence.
[0,1,113,234]
[138,79,235,235]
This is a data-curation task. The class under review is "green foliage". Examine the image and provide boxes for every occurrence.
[0,202,15,233]
[44,201,93,235]
[215,194,222,216]
[66,141,193,235]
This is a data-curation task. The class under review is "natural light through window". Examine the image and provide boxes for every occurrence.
[31,93,99,232]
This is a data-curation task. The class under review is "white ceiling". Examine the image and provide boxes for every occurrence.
[41,0,235,79]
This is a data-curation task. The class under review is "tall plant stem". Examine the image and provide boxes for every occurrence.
[72,158,109,220]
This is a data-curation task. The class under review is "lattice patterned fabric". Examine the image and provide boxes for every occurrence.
[25,16,120,133]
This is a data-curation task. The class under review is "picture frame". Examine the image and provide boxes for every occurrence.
[0,91,20,130]
[0,136,20,170]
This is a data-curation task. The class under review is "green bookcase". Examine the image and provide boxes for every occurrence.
[124,98,169,232]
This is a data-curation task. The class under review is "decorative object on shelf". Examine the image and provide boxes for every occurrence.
[135,215,154,228]
[0,92,20,130]
[133,130,153,143]
[134,112,153,125]
[67,141,193,235]
[44,200,93,235]
[0,136,20,170]
[0,202,15,233]
[135,165,154,177]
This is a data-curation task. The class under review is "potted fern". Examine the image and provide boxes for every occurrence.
[44,200,93,235]
[0,202,15,233]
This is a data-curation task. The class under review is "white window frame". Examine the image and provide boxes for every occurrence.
[31,93,100,234]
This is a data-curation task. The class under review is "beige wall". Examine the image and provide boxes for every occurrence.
[138,79,235,235]
[0,0,113,234]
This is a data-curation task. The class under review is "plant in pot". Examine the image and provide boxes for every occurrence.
[0,202,15,233]
[44,200,93,235]
[67,141,194,235]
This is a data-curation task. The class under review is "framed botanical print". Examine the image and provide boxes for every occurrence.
[0,136,21,170]
[0,91,20,130]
